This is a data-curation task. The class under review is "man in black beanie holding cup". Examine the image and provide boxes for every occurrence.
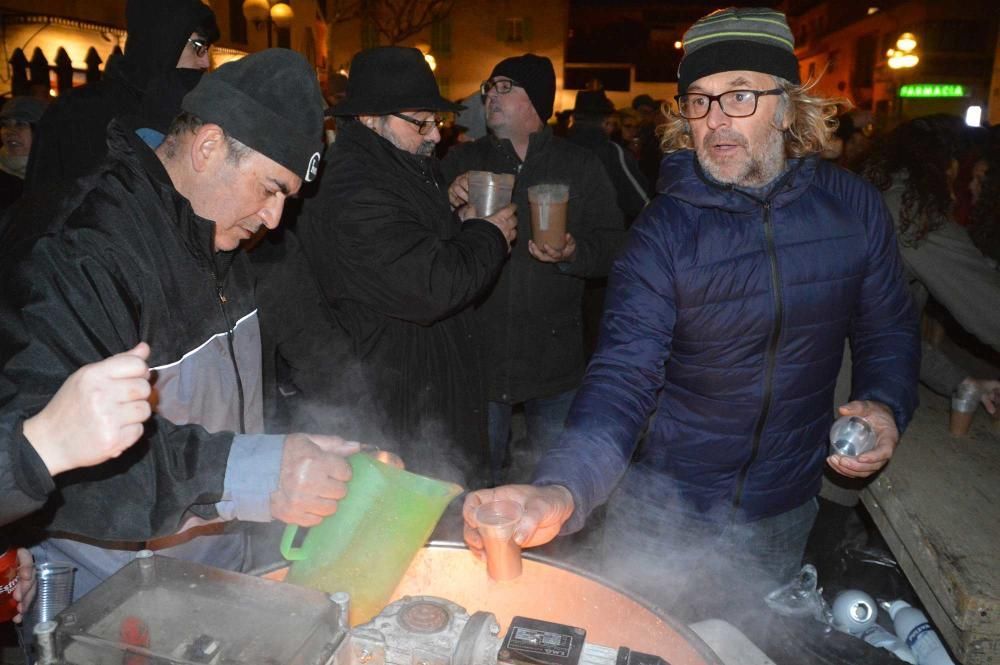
[0,49,363,598]
[442,54,625,486]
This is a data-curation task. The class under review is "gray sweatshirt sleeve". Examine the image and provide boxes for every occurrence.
[885,180,1000,352]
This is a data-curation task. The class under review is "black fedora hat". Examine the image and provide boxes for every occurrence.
[329,46,463,116]
[572,90,614,115]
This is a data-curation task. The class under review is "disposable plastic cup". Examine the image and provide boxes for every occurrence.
[829,415,876,457]
[468,171,515,218]
[950,384,979,437]
[528,184,569,251]
[474,499,524,581]
[31,562,74,624]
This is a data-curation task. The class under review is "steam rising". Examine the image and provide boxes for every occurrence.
[553,464,802,634]
[284,353,473,488]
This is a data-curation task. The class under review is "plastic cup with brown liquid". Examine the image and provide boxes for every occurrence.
[468,171,515,218]
[950,382,979,437]
[474,499,523,581]
[528,184,569,251]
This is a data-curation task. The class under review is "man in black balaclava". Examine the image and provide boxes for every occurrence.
[24,0,219,191]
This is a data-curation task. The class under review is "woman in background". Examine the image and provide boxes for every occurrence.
[864,115,1000,411]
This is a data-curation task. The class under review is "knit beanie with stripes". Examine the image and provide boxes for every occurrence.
[678,7,800,94]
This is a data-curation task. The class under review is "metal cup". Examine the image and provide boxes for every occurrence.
[832,589,878,635]
[468,171,515,218]
[829,415,876,457]
[474,499,523,581]
[30,562,74,624]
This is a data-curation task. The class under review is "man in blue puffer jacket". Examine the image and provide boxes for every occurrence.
[463,7,919,619]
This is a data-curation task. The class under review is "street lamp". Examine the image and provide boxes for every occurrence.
[414,42,436,72]
[242,0,295,49]
[887,32,918,70]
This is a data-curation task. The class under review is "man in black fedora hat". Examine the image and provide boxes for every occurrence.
[295,46,517,488]
[1,49,362,598]
[629,93,665,186]
[441,54,625,486]
[565,89,650,366]
[569,89,649,225]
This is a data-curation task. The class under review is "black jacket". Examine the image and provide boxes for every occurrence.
[24,0,214,191]
[295,120,508,487]
[0,122,262,546]
[441,129,626,404]
[249,227,353,435]
[0,169,23,215]
[567,126,650,225]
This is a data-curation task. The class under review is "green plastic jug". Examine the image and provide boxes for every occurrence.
[280,453,462,625]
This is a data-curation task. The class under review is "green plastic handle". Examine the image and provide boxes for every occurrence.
[280,524,308,561]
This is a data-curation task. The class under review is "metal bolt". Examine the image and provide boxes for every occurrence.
[359,649,372,664]
[490,622,500,636]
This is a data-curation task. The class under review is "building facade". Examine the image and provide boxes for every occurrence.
[0,0,328,97]
[790,0,998,129]
[325,0,569,108]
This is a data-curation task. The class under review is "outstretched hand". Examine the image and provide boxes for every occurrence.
[462,484,575,558]
[827,400,898,478]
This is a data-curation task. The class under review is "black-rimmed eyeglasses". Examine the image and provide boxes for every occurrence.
[187,37,211,58]
[480,78,521,98]
[673,88,784,120]
[392,112,444,136]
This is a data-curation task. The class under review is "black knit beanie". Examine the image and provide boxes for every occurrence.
[678,7,800,94]
[489,54,556,122]
[182,49,324,183]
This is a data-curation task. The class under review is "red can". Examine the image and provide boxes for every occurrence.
[0,540,20,623]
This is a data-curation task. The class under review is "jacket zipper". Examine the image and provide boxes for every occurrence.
[216,276,246,435]
[731,200,783,517]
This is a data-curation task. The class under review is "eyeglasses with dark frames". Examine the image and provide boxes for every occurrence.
[392,112,444,136]
[480,78,521,98]
[673,88,784,120]
[187,37,211,58]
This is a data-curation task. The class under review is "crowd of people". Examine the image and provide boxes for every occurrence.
[0,0,996,654]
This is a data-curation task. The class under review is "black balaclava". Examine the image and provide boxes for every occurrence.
[120,0,218,85]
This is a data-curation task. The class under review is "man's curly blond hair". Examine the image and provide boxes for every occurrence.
[658,76,851,158]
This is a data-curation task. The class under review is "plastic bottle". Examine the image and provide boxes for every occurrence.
[860,624,916,664]
[888,600,955,665]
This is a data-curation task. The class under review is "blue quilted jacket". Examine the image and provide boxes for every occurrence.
[533,151,920,528]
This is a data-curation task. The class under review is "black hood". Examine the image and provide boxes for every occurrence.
[121,0,217,84]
